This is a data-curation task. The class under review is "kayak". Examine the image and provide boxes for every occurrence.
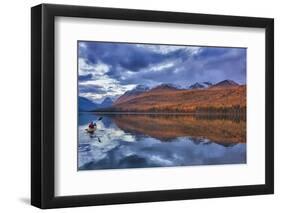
[85,127,96,133]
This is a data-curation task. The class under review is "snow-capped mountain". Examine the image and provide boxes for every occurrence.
[115,85,149,104]
[125,84,150,96]
[212,80,239,87]
[189,82,213,89]
[150,83,181,91]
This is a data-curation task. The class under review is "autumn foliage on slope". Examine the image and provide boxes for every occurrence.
[110,85,246,113]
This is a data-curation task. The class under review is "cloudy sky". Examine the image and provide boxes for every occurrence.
[78,41,246,102]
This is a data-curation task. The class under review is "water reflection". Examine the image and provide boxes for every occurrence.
[78,113,246,170]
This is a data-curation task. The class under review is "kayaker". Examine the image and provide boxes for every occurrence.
[88,121,96,129]
[85,118,102,134]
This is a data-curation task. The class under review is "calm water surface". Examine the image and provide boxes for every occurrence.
[78,113,246,170]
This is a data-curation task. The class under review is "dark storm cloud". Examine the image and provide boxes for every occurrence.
[78,73,93,81]
[79,84,106,94]
[79,41,246,98]
[79,42,189,72]
[111,47,246,86]
[201,48,247,83]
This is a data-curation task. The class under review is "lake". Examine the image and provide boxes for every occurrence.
[78,113,246,170]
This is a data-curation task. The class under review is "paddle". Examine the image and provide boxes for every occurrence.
[90,117,103,124]
[96,117,103,121]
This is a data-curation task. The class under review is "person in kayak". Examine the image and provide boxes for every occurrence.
[88,121,96,130]
[85,121,97,134]
[86,117,102,134]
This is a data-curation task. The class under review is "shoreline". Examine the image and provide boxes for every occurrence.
[79,111,246,116]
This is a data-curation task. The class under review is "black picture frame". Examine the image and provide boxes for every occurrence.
[31,3,274,209]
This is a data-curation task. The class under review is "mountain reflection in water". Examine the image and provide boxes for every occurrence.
[78,113,246,170]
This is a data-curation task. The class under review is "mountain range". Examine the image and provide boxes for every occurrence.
[79,96,113,112]
[115,85,149,105]
[79,80,246,113]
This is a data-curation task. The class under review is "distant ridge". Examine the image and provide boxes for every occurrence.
[212,80,239,87]
[78,96,113,111]
[99,97,113,109]
[150,83,180,92]
[189,82,213,89]
[78,96,99,111]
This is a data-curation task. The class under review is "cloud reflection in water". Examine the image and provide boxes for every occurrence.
[78,113,246,170]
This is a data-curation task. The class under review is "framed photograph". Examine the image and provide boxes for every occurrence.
[31,4,274,209]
